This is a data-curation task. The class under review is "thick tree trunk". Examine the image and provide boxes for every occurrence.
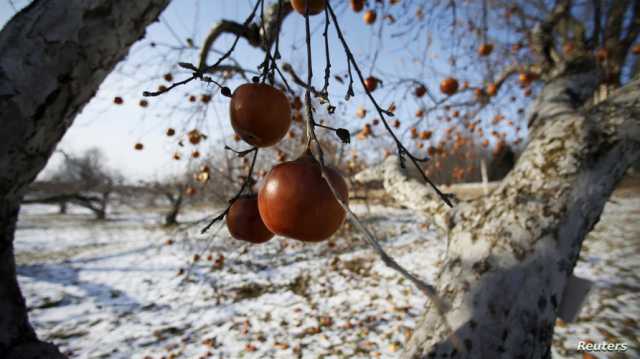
[359,64,640,358]
[0,1,169,357]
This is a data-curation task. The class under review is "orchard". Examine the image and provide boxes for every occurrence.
[1,0,639,358]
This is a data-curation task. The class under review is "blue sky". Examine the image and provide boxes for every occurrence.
[1,0,532,182]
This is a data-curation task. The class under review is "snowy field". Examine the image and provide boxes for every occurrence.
[14,180,640,359]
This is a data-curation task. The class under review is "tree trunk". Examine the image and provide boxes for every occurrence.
[359,63,640,358]
[164,190,183,226]
[58,201,67,214]
[96,190,111,220]
[0,1,169,357]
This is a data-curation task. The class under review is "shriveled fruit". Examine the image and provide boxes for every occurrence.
[350,0,364,12]
[563,42,575,55]
[595,47,608,62]
[519,72,532,86]
[414,85,427,98]
[230,83,291,147]
[291,0,326,16]
[226,195,274,244]
[292,96,303,111]
[440,77,459,96]
[419,130,432,140]
[486,83,498,96]
[363,10,377,25]
[188,129,202,145]
[134,143,144,150]
[258,152,348,242]
[166,128,175,136]
[364,76,379,92]
[478,43,493,56]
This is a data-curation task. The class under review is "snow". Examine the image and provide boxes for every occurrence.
[14,189,639,358]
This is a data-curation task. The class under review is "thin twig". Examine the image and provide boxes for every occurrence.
[201,147,258,234]
[326,3,453,208]
[321,7,332,96]
[143,0,263,97]
[304,3,464,353]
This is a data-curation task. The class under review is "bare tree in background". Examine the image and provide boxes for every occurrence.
[23,148,122,220]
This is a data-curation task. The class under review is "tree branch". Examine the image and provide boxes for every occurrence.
[603,0,628,48]
[197,1,292,70]
[530,0,573,70]
[620,0,640,50]
[355,156,454,232]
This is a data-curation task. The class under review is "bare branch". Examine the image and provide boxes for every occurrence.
[355,156,455,232]
[588,0,602,47]
[620,0,640,50]
[281,62,323,97]
[197,1,292,70]
[530,0,572,70]
[603,0,628,48]
[201,147,258,234]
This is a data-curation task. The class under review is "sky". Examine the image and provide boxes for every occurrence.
[1,0,534,183]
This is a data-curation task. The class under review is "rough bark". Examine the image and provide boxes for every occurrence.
[0,0,169,357]
[360,63,640,357]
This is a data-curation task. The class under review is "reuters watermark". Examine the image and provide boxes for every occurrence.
[576,340,629,353]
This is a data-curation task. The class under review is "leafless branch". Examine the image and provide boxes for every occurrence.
[298,2,463,353]
[198,1,293,70]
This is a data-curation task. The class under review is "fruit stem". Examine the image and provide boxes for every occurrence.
[201,147,258,234]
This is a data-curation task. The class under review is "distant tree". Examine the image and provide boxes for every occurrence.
[23,148,122,219]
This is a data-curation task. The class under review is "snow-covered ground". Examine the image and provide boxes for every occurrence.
[14,183,639,358]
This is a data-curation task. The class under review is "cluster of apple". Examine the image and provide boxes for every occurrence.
[225,82,348,245]
[218,0,351,246]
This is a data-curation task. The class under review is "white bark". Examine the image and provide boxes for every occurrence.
[363,64,639,357]
[0,1,169,357]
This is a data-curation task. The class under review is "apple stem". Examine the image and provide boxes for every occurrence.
[201,147,258,234]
